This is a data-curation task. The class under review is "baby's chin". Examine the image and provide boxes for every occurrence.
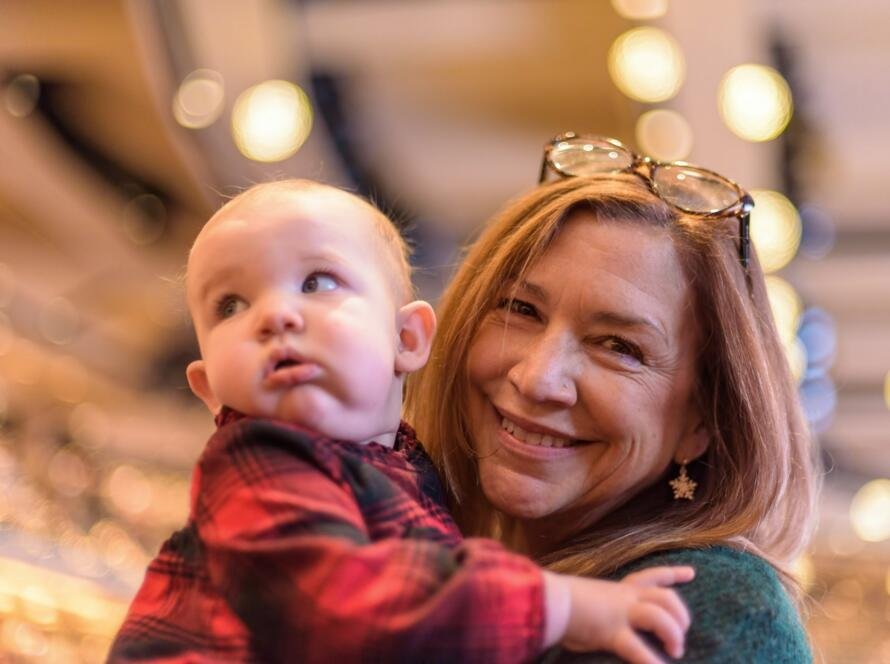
[245,389,330,434]
[261,391,362,440]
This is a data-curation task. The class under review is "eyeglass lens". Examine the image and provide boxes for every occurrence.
[548,138,634,176]
[651,165,741,214]
[548,137,741,215]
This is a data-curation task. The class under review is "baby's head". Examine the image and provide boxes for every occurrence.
[185,179,435,446]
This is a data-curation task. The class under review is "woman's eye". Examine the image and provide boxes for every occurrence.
[602,336,644,362]
[216,295,247,319]
[302,272,339,294]
[498,297,539,319]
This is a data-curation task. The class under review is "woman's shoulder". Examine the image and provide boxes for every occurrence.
[541,545,812,664]
[623,545,812,663]
[621,544,782,591]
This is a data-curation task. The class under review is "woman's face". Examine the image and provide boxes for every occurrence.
[466,211,707,542]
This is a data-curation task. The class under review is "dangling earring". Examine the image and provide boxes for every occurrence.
[669,460,697,500]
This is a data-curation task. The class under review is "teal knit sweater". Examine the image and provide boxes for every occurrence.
[539,546,812,663]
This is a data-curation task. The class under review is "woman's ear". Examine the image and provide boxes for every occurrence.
[675,417,710,464]
[394,300,437,374]
[186,360,221,414]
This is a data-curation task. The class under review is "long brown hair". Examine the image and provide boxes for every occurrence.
[405,175,820,600]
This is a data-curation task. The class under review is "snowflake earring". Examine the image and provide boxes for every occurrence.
[669,460,697,500]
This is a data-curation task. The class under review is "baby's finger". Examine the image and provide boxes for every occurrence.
[625,565,695,588]
[631,603,685,660]
[613,628,665,664]
[643,586,691,631]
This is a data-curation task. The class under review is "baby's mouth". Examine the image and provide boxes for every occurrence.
[265,349,321,386]
[274,358,300,371]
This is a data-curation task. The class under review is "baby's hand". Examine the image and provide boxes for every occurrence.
[546,566,694,664]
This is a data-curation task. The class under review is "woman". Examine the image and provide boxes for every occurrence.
[407,134,819,661]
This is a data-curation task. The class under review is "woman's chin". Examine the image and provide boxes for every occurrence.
[479,463,565,520]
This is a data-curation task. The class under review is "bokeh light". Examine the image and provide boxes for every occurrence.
[635,109,693,161]
[4,74,40,118]
[148,476,190,527]
[2,619,48,658]
[765,275,803,345]
[790,554,814,591]
[607,27,685,103]
[798,204,836,260]
[797,307,836,376]
[173,69,225,129]
[89,519,148,571]
[231,80,313,162]
[850,479,890,543]
[104,465,153,517]
[47,447,92,498]
[786,336,807,385]
[38,296,80,346]
[20,585,58,626]
[718,64,793,142]
[800,375,837,432]
[57,530,105,578]
[750,190,801,273]
[610,0,668,20]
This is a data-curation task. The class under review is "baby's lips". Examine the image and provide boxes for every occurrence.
[265,362,322,388]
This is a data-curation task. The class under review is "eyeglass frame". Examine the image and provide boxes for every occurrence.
[538,132,755,270]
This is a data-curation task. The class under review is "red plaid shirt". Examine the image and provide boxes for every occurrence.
[109,409,544,663]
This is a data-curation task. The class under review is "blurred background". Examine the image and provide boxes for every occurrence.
[0,0,888,661]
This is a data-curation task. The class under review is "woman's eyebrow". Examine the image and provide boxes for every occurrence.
[588,311,668,342]
[516,279,548,301]
[518,279,667,341]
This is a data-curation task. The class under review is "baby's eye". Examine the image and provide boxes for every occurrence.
[216,294,247,319]
[302,272,339,294]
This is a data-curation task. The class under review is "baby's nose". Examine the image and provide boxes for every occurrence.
[256,298,304,337]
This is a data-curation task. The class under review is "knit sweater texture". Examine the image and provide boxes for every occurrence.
[539,545,812,663]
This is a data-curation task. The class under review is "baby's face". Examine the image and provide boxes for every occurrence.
[186,189,406,443]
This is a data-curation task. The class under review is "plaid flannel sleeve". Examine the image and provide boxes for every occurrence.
[195,419,545,664]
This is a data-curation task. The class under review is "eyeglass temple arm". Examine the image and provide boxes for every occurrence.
[538,153,549,184]
[739,194,754,269]
[739,212,750,269]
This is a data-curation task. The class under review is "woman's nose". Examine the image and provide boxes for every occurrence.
[255,296,304,338]
[506,331,578,406]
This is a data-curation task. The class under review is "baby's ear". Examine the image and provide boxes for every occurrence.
[394,300,436,374]
[186,360,221,414]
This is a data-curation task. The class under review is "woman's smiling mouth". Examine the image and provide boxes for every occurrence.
[500,416,579,448]
[495,407,593,453]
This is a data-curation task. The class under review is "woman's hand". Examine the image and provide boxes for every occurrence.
[543,566,694,663]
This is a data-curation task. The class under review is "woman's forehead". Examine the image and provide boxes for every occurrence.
[526,214,693,329]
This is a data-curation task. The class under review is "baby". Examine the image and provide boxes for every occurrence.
[110,180,692,664]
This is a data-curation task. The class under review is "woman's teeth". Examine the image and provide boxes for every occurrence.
[501,417,575,448]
